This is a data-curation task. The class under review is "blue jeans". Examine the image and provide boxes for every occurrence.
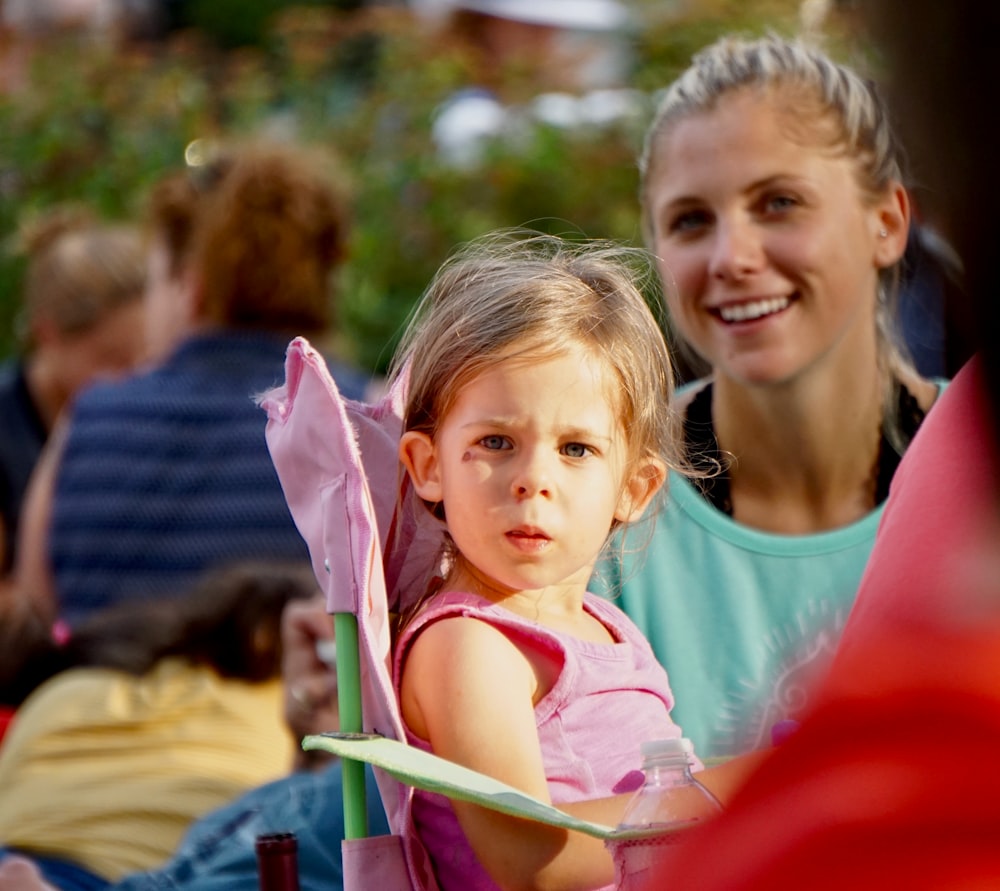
[112,762,389,891]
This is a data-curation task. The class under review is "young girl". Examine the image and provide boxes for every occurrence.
[599,34,944,759]
[391,232,747,891]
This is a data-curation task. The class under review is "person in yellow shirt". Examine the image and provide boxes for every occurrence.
[0,560,317,885]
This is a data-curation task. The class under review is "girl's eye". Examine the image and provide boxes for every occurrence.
[561,442,592,459]
[480,435,511,451]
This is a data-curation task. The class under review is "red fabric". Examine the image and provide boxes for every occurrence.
[642,625,1000,890]
[640,355,1000,890]
[0,707,14,744]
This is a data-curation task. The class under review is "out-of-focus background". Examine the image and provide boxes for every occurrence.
[0,0,866,376]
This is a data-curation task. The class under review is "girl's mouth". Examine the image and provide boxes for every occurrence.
[506,528,551,550]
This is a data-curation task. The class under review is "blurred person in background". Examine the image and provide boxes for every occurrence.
[411,0,642,168]
[0,560,318,891]
[0,208,147,576]
[15,138,370,629]
[0,591,389,891]
[896,217,968,379]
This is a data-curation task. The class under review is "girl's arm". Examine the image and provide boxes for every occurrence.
[401,615,625,891]
[401,615,768,891]
[693,750,770,801]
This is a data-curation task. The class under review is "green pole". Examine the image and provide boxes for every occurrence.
[334,611,369,839]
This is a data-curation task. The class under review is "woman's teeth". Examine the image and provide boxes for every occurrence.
[719,296,790,322]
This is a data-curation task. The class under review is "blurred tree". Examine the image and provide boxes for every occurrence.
[0,0,859,373]
[162,0,365,49]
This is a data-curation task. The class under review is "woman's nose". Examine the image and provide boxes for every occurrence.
[709,218,764,281]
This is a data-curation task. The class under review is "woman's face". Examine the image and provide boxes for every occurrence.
[644,88,907,388]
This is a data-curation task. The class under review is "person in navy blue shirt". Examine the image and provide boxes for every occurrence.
[27,140,370,627]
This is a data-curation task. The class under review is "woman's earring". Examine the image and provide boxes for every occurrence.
[878,228,888,238]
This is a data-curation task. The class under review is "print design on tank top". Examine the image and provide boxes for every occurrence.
[715,599,850,753]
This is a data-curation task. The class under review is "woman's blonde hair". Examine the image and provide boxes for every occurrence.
[391,229,685,485]
[640,34,904,209]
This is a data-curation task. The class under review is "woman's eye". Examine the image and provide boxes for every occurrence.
[562,442,591,459]
[763,194,798,213]
[667,209,710,235]
[480,435,510,451]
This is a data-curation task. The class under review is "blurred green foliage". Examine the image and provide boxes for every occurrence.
[0,0,827,374]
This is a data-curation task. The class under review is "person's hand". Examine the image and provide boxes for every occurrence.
[0,855,56,891]
[281,594,339,769]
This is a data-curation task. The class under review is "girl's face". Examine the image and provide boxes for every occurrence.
[644,88,908,387]
[400,342,663,599]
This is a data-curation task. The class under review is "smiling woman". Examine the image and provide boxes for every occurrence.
[594,34,943,760]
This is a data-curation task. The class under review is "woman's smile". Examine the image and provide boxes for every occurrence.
[712,294,794,324]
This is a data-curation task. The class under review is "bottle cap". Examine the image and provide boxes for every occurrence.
[256,832,298,855]
[640,736,694,760]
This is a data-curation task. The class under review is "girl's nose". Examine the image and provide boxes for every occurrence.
[511,451,552,499]
[709,218,764,281]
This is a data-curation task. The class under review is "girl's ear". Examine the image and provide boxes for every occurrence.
[614,457,667,524]
[399,430,443,503]
[873,181,911,268]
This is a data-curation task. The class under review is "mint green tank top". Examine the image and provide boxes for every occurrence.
[594,471,883,759]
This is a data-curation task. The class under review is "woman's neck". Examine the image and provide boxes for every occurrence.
[710,367,887,533]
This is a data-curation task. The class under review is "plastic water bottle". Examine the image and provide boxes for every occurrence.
[611,738,723,889]
[619,737,723,831]
[256,832,300,891]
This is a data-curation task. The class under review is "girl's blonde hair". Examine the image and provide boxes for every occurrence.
[391,230,685,488]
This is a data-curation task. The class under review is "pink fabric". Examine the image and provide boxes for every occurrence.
[340,835,414,891]
[261,337,447,891]
[394,590,685,891]
[837,355,1000,656]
